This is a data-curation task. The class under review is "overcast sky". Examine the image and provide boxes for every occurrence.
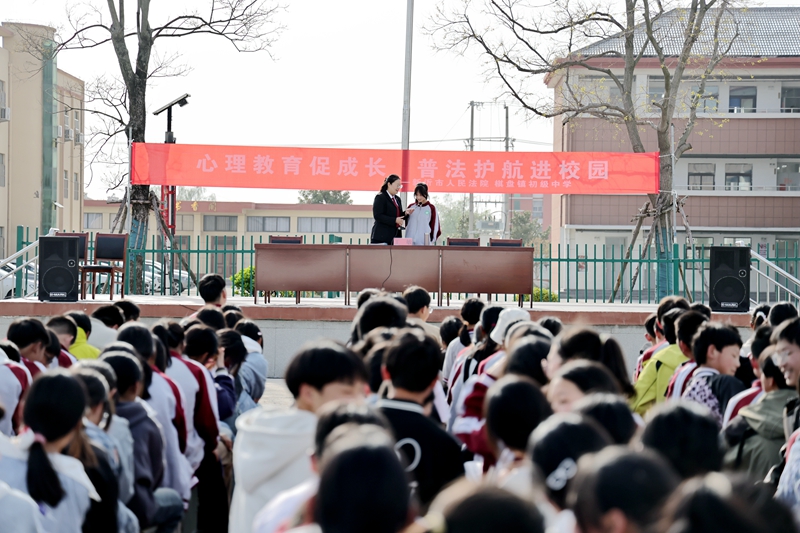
[4,0,558,205]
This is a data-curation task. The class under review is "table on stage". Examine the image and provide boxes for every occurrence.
[253,244,535,306]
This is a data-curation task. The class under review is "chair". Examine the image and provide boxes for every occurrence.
[269,236,303,244]
[488,238,523,247]
[446,237,480,246]
[56,232,89,297]
[80,233,128,300]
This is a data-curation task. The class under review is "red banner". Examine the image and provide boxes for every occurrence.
[131,143,658,195]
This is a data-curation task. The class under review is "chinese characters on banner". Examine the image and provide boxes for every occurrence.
[132,143,659,195]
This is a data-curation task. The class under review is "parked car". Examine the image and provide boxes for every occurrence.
[144,259,194,294]
[0,263,39,298]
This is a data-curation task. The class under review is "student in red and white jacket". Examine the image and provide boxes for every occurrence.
[6,318,50,379]
[46,316,80,368]
[665,311,709,400]
[0,345,31,436]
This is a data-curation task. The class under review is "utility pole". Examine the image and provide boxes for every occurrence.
[503,104,511,238]
[400,0,414,207]
[468,101,475,238]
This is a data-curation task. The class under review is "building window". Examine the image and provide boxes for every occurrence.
[64,170,69,199]
[0,80,5,107]
[74,173,79,201]
[725,164,753,191]
[782,88,800,113]
[777,162,800,191]
[0,154,5,187]
[210,236,237,277]
[84,213,103,230]
[353,218,371,234]
[64,108,70,128]
[688,163,715,190]
[246,216,290,232]
[203,215,237,232]
[691,85,719,112]
[532,198,544,221]
[723,237,752,248]
[687,237,714,269]
[647,77,665,110]
[73,110,80,132]
[0,227,5,259]
[176,214,194,231]
[298,217,372,234]
[728,86,757,113]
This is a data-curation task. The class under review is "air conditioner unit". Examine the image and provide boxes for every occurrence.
[74,132,84,144]
[63,128,73,141]
[56,125,63,138]
[0,108,9,122]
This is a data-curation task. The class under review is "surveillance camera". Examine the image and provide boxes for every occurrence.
[153,93,191,115]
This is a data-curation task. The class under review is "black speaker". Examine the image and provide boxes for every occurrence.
[709,246,750,313]
[38,236,79,302]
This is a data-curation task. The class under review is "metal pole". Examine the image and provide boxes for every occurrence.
[400,0,414,207]
[503,104,511,238]
[469,101,475,238]
[671,122,677,244]
[126,125,132,234]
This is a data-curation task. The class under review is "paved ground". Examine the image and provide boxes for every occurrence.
[260,378,294,408]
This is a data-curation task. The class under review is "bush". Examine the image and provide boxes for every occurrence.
[232,266,255,297]
[515,287,560,303]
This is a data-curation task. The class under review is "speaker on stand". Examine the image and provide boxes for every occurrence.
[709,246,750,313]
[38,236,79,302]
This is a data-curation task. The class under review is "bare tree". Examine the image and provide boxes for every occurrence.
[428,0,743,299]
[50,0,285,291]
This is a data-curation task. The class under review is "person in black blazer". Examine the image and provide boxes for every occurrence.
[371,174,406,245]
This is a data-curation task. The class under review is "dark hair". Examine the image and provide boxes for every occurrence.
[439,486,545,533]
[45,329,61,358]
[439,316,462,347]
[657,473,796,533]
[555,328,634,397]
[23,371,86,507]
[196,306,226,331]
[152,320,185,351]
[315,438,410,533]
[759,346,790,389]
[402,286,431,315]
[100,353,143,397]
[356,288,382,309]
[571,447,680,532]
[379,174,401,194]
[184,325,219,362]
[234,319,262,344]
[461,298,485,326]
[113,300,140,322]
[689,302,712,319]
[413,182,429,199]
[100,341,138,359]
[364,343,390,394]
[73,359,118,392]
[101,340,151,399]
[384,329,442,392]
[656,296,691,332]
[117,322,155,360]
[554,360,621,395]
[692,322,742,365]
[573,393,637,444]
[65,311,92,335]
[676,311,709,349]
[218,329,248,374]
[459,306,504,377]
[749,324,773,359]
[644,313,658,338]
[71,367,113,430]
[314,402,392,458]
[221,304,242,313]
[7,318,50,350]
[528,413,612,509]
[773,317,800,350]
[46,315,78,341]
[505,321,553,350]
[354,297,408,342]
[751,303,771,329]
[91,305,125,329]
[0,340,20,362]
[198,273,226,304]
[769,302,798,327]
[285,341,368,399]
[506,337,551,386]
[151,335,168,372]
[224,310,245,329]
[485,375,552,452]
[537,316,564,338]
[662,307,687,345]
[640,402,723,479]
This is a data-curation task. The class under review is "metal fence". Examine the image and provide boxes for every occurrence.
[15,226,800,305]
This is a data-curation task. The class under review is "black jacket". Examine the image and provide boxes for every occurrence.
[371,192,405,244]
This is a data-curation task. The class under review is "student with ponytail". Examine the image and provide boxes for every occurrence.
[0,370,99,533]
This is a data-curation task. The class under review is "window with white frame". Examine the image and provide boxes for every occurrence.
[729,86,757,113]
[246,216,290,232]
[723,237,752,248]
[203,215,237,232]
[725,163,753,191]
[691,85,719,112]
[74,173,79,201]
[63,170,69,199]
[688,163,715,190]
[176,214,194,231]
[83,213,103,229]
[73,110,80,131]
[64,108,70,128]
[0,154,5,187]
[297,217,372,234]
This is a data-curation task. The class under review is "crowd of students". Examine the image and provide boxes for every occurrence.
[3,280,800,533]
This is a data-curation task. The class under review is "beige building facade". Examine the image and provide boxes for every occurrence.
[0,23,85,255]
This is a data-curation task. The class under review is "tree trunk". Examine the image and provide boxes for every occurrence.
[127,76,149,294]
[653,138,674,300]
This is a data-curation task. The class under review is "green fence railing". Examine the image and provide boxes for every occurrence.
[16,226,800,305]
